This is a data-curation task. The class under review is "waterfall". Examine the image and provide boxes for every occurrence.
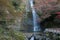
[28,0,41,40]
[29,0,41,32]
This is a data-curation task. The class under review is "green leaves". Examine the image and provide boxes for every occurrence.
[0,27,26,40]
[12,0,21,10]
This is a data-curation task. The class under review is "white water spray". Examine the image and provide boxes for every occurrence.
[29,0,41,32]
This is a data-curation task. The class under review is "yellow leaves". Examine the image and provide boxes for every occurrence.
[0,0,26,40]
[0,0,15,16]
[0,0,26,21]
[0,0,13,8]
[0,0,21,19]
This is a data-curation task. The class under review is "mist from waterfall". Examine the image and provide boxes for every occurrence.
[29,0,41,32]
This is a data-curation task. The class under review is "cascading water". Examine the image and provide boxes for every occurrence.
[29,0,41,40]
[29,0,41,32]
